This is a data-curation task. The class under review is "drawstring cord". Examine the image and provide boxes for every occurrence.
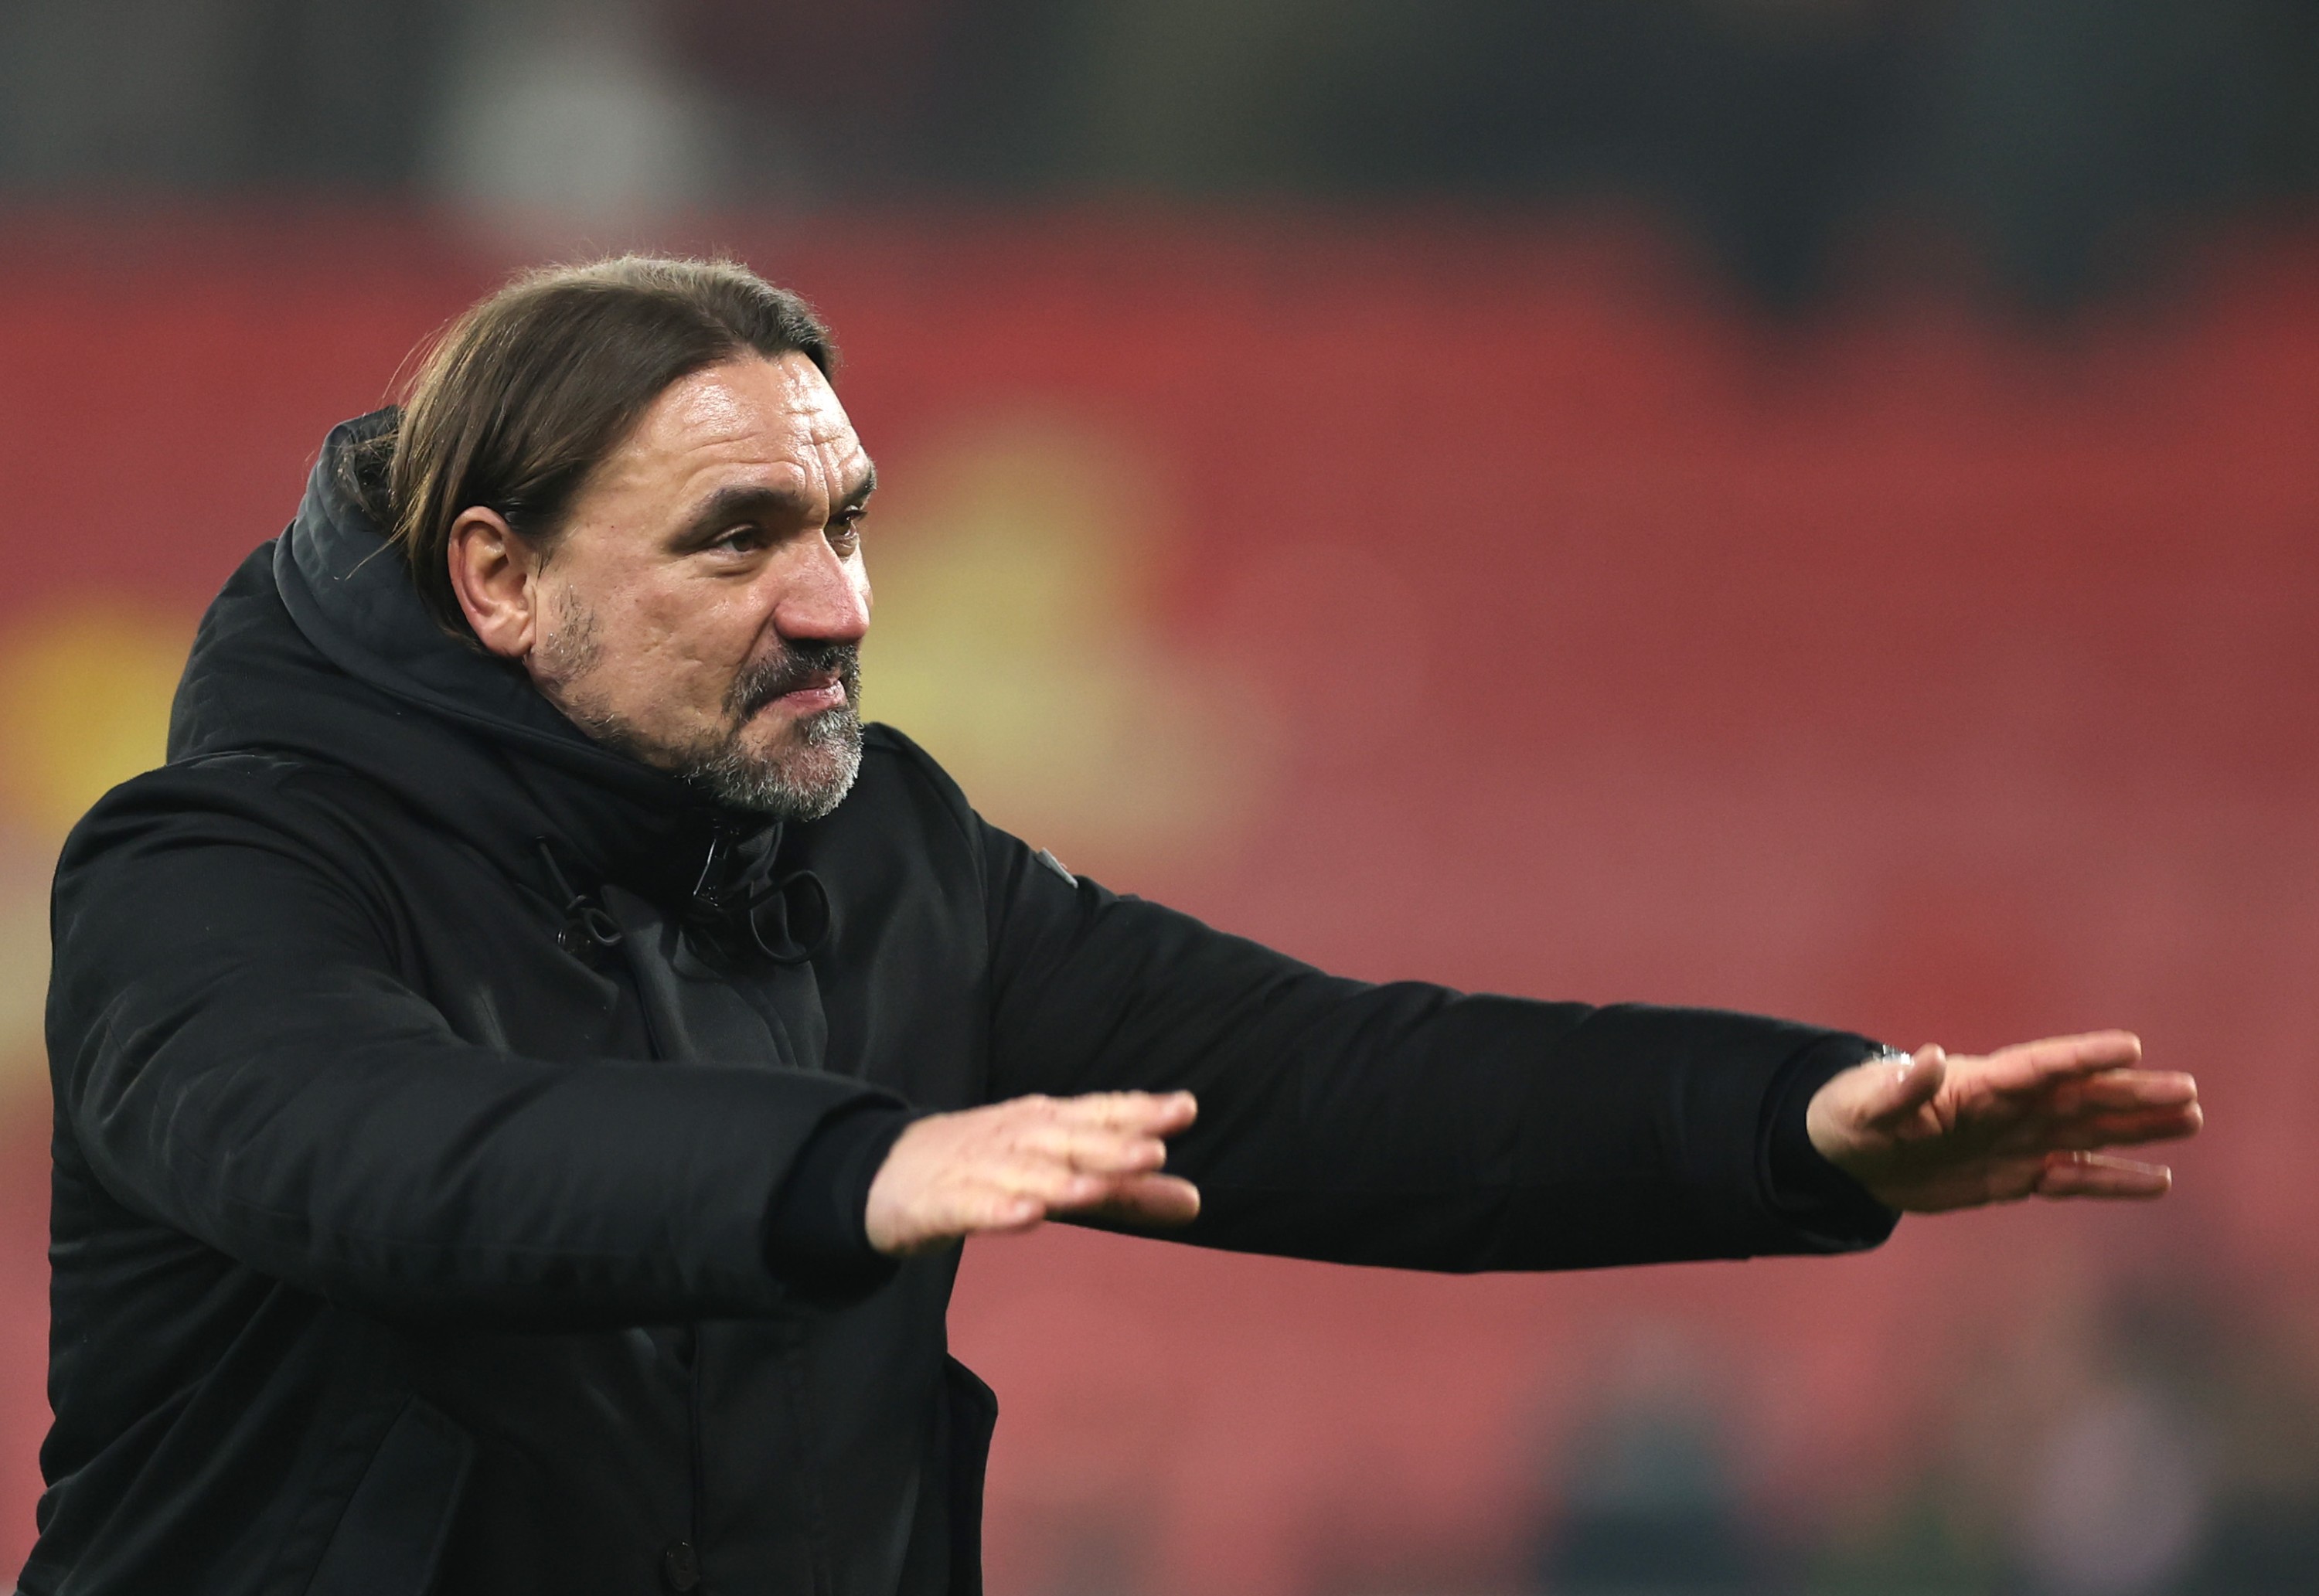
[536,825,828,967]
[729,868,830,965]
[535,839,625,957]
[686,822,831,966]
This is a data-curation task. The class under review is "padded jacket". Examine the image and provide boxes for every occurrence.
[27,413,1895,1594]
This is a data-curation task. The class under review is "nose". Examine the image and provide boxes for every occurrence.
[769,536,871,646]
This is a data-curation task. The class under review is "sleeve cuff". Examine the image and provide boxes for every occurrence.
[762,1101,919,1291]
[1759,1034,1902,1252]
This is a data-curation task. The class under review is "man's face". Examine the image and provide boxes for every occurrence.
[519,352,875,818]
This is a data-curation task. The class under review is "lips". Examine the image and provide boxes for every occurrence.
[776,676,846,713]
[730,642,861,721]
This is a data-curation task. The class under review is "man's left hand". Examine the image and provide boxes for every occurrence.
[1806,1030,2201,1213]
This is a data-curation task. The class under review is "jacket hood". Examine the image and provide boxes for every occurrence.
[169,410,776,903]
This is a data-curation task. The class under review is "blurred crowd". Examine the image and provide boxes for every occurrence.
[1529,1287,2319,1595]
[4,0,2318,307]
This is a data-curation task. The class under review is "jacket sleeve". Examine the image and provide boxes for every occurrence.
[48,762,890,1329]
[978,818,1896,1271]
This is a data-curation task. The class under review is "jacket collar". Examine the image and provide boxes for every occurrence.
[184,410,794,913]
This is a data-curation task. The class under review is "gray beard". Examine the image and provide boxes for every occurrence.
[675,699,863,820]
[538,597,866,822]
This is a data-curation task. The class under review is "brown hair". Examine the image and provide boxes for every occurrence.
[352,254,836,634]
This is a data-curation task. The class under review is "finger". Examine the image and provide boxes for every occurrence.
[2023,1070,2199,1114]
[988,1160,1115,1209]
[1077,1173,1201,1228]
[1042,1091,1199,1135]
[1975,1030,2144,1094]
[1864,1045,1946,1130]
[1044,1090,1193,1128]
[2066,1104,2204,1148]
[1061,1129,1173,1177]
[2033,1150,2171,1200]
[905,1185,1046,1247]
[969,1189,1049,1234]
[1011,1121,1173,1176]
[1014,1163,1194,1222]
[1991,1101,2202,1155]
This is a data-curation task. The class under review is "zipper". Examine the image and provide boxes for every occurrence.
[686,1326,706,1556]
[688,821,739,909]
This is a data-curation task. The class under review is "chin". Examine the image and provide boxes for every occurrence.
[710,709,864,820]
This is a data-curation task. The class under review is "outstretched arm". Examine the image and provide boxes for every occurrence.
[862,1030,2205,1254]
[863,808,1902,1269]
[1805,1030,2200,1212]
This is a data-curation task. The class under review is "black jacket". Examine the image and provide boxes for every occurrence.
[30,414,1895,1595]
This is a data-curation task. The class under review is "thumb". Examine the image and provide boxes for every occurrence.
[1864,1044,1946,1129]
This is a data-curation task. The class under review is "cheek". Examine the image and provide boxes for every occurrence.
[614,580,775,693]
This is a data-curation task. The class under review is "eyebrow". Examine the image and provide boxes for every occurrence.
[668,461,877,551]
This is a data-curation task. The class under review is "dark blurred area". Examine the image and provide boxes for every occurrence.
[5,0,2319,309]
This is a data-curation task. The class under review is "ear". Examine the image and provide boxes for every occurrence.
[447,507,539,659]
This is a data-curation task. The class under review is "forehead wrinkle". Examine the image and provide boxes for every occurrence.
[673,447,812,506]
[598,355,865,529]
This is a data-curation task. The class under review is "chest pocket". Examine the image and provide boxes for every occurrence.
[603,884,828,1072]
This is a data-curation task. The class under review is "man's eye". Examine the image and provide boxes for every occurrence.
[830,512,867,550]
[713,527,766,553]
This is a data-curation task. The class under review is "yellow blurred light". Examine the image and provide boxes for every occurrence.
[0,605,192,840]
[866,418,1275,876]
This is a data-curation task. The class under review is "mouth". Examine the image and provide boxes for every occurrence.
[762,672,846,717]
[730,642,861,727]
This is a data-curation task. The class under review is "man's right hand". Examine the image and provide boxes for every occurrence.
[864,1091,1200,1256]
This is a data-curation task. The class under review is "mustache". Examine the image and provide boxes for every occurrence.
[728,640,863,720]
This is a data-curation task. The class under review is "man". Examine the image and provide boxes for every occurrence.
[32,257,2198,1594]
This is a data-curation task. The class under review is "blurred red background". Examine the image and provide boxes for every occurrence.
[0,214,2313,1592]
